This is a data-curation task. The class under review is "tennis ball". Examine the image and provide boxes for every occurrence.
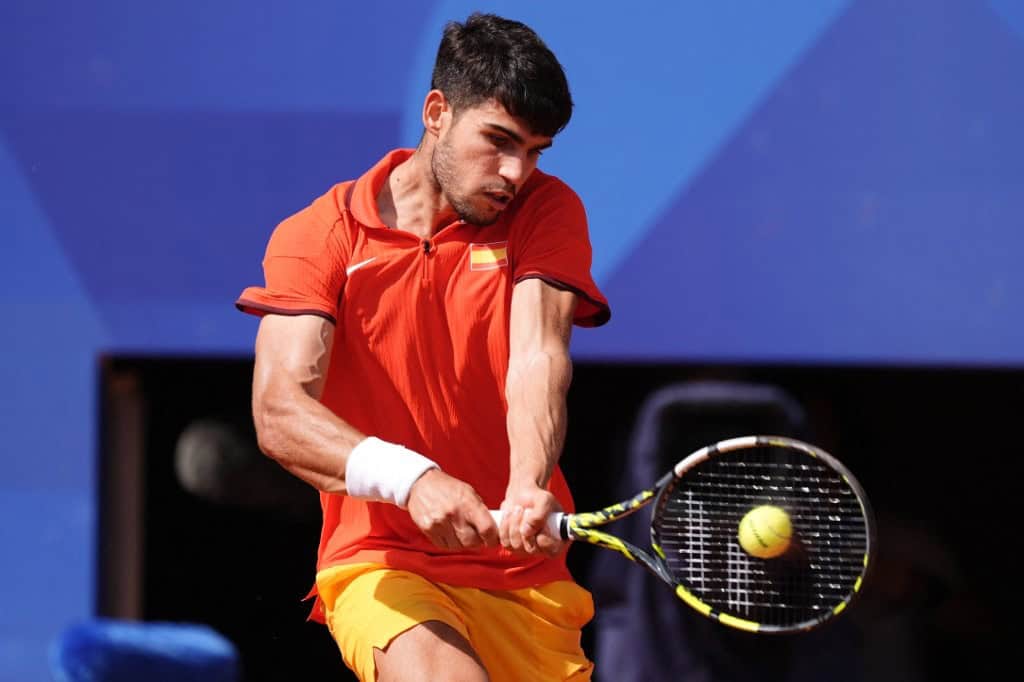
[738,505,792,559]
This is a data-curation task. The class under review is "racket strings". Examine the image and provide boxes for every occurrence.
[653,446,870,630]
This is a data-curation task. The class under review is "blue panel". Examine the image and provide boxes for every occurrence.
[0,492,94,682]
[1,110,398,350]
[0,0,436,112]
[989,0,1024,39]
[0,138,104,681]
[573,0,1024,365]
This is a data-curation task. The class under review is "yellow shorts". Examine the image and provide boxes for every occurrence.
[316,563,594,682]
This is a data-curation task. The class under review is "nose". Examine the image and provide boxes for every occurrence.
[499,153,531,188]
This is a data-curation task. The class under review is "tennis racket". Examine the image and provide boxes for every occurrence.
[493,435,875,634]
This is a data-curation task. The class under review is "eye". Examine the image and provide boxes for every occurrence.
[486,133,508,148]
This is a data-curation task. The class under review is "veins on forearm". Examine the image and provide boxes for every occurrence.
[506,349,571,487]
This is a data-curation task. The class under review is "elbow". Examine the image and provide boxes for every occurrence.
[556,347,573,392]
[548,348,573,395]
[507,346,573,398]
[544,344,574,394]
[252,391,289,462]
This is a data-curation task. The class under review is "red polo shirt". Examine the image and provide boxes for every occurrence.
[237,149,609,620]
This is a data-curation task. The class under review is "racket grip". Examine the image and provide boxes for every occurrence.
[489,509,565,539]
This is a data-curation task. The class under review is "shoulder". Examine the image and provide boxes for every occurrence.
[504,170,586,233]
[516,169,582,209]
[268,182,355,256]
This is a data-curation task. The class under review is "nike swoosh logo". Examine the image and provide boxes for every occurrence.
[345,257,377,276]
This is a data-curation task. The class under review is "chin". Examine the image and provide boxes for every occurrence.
[456,202,502,227]
[460,213,500,227]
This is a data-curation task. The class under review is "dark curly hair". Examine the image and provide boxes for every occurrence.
[431,13,573,138]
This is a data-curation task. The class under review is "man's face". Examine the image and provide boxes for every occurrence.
[431,98,553,226]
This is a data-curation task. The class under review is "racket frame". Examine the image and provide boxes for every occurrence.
[560,435,876,634]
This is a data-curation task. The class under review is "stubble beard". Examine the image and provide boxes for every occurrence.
[430,137,499,227]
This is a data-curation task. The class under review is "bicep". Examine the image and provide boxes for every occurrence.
[509,278,576,363]
[253,314,336,404]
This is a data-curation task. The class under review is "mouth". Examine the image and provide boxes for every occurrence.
[483,190,513,209]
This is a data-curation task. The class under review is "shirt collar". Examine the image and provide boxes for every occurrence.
[348,148,415,228]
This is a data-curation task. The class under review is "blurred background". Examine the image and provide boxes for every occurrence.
[2,0,1021,680]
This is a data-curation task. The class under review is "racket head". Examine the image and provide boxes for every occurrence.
[651,435,875,634]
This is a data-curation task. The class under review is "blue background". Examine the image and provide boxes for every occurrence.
[2,0,1022,678]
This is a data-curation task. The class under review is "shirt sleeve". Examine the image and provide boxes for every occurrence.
[511,177,611,327]
[235,185,351,324]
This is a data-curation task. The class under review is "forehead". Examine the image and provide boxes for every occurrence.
[455,98,552,146]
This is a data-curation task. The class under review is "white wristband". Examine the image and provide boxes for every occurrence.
[344,437,439,508]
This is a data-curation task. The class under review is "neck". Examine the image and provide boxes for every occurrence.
[377,146,458,239]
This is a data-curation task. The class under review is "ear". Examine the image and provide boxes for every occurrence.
[422,89,449,138]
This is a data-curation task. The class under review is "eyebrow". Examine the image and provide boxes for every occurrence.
[484,123,553,153]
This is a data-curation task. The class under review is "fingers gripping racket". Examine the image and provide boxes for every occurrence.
[496,435,875,634]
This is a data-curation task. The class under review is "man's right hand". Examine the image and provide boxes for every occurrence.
[406,469,500,551]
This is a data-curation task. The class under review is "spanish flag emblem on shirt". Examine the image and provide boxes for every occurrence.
[469,241,509,271]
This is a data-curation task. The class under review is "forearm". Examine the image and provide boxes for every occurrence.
[254,382,364,494]
[505,345,572,489]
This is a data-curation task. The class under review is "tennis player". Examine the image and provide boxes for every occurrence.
[236,12,609,681]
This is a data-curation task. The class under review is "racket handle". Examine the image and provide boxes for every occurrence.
[489,509,565,539]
